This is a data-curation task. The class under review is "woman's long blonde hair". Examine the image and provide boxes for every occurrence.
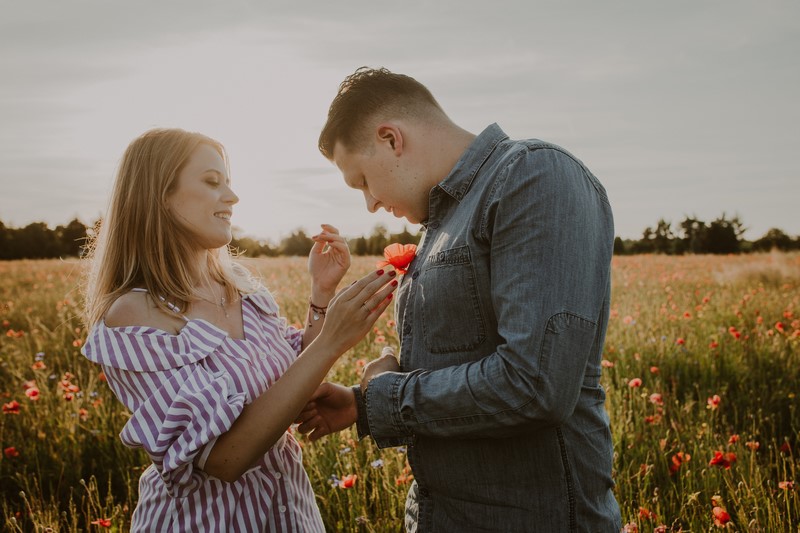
[84,128,257,327]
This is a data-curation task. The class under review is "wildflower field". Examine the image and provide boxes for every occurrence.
[1,253,798,532]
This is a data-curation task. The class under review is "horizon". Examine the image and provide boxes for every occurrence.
[1,1,798,242]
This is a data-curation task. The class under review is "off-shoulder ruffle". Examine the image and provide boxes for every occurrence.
[82,319,229,372]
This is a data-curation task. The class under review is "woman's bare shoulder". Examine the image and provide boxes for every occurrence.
[104,291,184,334]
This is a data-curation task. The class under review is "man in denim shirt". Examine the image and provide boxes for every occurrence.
[299,67,621,532]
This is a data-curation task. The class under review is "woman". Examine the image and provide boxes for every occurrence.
[81,128,397,531]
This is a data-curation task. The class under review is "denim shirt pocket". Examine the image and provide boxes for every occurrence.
[419,245,486,354]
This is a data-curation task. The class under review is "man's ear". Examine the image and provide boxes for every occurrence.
[376,123,403,155]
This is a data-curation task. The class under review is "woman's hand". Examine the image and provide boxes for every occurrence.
[308,224,350,303]
[315,268,398,355]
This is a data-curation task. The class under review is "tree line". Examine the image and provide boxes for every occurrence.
[1,215,798,260]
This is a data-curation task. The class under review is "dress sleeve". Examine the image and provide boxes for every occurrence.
[83,321,246,498]
[111,363,247,498]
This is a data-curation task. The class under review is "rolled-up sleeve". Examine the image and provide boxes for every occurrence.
[111,363,247,498]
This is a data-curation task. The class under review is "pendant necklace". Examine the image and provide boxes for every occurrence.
[195,288,230,318]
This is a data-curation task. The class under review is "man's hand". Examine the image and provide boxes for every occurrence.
[295,382,357,441]
[361,346,401,392]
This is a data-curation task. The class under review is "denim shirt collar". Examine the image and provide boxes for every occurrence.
[436,123,508,202]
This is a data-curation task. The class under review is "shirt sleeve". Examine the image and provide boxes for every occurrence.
[364,147,614,444]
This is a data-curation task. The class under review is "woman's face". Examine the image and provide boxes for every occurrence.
[166,143,239,250]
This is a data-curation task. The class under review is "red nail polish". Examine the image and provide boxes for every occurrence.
[376,269,384,275]
[387,293,393,300]
[388,270,397,277]
[391,280,398,287]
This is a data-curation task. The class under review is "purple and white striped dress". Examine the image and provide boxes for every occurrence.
[82,288,325,532]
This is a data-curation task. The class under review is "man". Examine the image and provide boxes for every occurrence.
[298,67,621,532]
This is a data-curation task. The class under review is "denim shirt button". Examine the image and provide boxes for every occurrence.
[403,324,412,335]
[411,271,420,280]
[429,221,440,229]
[419,487,430,497]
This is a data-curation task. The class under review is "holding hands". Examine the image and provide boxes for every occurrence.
[296,346,401,441]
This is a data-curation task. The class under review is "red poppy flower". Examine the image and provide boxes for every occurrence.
[669,451,691,474]
[377,243,417,275]
[4,447,19,458]
[628,378,642,388]
[25,387,40,401]
[778,481,795,490]
[712,506,731,526]
[638,507,657,521]
[91,518,112,527]
[649,393,663,405]
[709,451,736,469]
[2,400,20,415]
[339,474,357,489]
[707,394,721,410]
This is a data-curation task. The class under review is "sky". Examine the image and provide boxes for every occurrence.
[1,0,798,243]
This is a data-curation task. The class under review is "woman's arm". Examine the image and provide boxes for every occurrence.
[302,224,351,349]
[202,269,397,482]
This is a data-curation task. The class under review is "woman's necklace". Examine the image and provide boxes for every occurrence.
[195,287,234,318]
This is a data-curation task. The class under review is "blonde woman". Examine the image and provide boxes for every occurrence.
[81,128,397,531]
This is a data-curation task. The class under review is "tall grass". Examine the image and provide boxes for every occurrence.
[0,254,798,531]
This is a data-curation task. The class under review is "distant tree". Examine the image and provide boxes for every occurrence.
[752,228,795,252]
[634,226,656,254]
[279,230,313,256]
[55,218,88,257]
[613,237,624,255]
[366,224,389,255]
[350,236,368,256]
[230,236,278,257]
[678,215,708,254]
[390,226,420,246]
[651,218,675,254]
[13,222,61,259]
[0,220,9,259]
[705,214,745,254]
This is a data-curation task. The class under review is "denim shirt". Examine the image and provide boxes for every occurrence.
[355,124,621,532]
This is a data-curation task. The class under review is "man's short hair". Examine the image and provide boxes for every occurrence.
[318,67,444,159]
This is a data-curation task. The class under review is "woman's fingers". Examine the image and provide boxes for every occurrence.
[361,278,398,313]
[339,269,397,305]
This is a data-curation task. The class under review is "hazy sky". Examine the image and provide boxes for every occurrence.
[2,0,798,242]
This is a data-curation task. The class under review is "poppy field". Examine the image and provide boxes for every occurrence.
[1,253,798,532]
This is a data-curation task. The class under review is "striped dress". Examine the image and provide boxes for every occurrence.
[82,288,325,532]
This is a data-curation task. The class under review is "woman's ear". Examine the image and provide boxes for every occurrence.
[376,123,403,155]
